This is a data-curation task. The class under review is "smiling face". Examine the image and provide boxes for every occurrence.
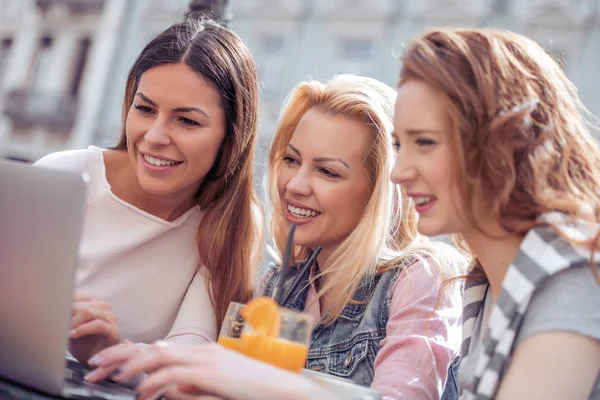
[125,62,226,200]
[390,79,465,237]
[277,108,372,253]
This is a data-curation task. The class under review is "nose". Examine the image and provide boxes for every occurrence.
[390,148,417,187]
[286,167,312,197]
[144,120,171,147]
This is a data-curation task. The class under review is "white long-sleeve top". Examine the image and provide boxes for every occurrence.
[35,146,217,345]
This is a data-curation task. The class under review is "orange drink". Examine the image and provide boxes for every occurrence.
[235,332,309,373]
[217,335,241,352]
[218,299,312,373]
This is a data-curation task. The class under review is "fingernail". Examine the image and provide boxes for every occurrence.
[84,369,100,381]
[69,329,76,336]
[88,355,103,366]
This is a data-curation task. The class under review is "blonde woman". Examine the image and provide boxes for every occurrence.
[89,75,469,399]
[257,74,467,399]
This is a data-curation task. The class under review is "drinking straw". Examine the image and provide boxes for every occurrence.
[279,246,321,306]
[273,223,296,305]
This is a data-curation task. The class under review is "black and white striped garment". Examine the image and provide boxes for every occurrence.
[459,212,599,399]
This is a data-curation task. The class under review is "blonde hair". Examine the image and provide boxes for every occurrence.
[268,74,468,323]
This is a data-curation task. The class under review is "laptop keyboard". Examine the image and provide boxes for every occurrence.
[63,359,135,400]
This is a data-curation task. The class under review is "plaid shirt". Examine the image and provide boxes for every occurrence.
[460,212,600,399]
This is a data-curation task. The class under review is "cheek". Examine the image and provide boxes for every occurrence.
[330,194,367,238]
[448,183,466,219]
[206,130,226,154]
[325,183,369,222]
[351,189,370,220]
[420,154,452,191]
[125,112,144,143]
[179,132,225,167]
[276,167,290,197]
[436,163,464,222]
[196,135,223,158]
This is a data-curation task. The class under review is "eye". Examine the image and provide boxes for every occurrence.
[416,138,435,147]
[134,104,154,115]
[319,168,340,179]
[392,140,400,152]
[283,155,298,165]
[178,116,201,127]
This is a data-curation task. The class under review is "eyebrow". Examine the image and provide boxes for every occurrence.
[288,144,350,169]
[406,129,442,135]
[136,93,210,120]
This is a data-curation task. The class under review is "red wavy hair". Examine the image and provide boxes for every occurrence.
[399,28,600,280]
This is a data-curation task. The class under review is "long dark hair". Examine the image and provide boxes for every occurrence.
[116,17,262,331]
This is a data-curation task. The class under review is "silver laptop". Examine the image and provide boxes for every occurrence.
[0,159,134,399]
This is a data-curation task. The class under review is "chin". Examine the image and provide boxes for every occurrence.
[291,235,319,251]
[138,181,174,197]
[416,221,446,238]
[292,238,316,249]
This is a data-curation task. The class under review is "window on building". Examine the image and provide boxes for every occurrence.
[29,35,54,94]
[69,37,92,97]
[0,37,13,85]
[338,38,372,60]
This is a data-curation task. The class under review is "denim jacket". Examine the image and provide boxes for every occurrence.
[261,262,402,387]
[261,261,460,399]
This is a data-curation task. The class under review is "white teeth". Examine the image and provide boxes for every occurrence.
[287,204,320,218]
[413,196,435,205]
[144,154,181,167]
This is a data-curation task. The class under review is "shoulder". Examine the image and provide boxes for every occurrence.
[398,240,471,282]
[34,146,102,175]
[391,254,461,307]
[517,262,600,345]
[532,212,600,263]
[386,256,462,341]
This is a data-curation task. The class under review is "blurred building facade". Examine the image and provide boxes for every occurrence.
[0,0,599,162]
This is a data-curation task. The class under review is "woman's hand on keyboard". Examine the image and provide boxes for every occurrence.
[84,340,150,385]
[86,341,341,400]
[68,292,121,368]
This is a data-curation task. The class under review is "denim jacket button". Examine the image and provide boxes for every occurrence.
[344,352,353,368]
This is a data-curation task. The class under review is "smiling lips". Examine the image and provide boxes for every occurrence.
[141,153,183,170]
[413,195,436,206]
[410,194,437,213]
[287,204,320,218]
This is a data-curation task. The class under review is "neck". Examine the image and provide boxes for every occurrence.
[131,187,197,221]
[315,245,335,273]
[462,224,524,303]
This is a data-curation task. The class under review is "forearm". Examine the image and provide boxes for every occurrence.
[263,374,341,400]
[165,330,214,344]
[166,272,218,344]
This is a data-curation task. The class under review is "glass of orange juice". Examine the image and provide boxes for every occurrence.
[218,300,313,373]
